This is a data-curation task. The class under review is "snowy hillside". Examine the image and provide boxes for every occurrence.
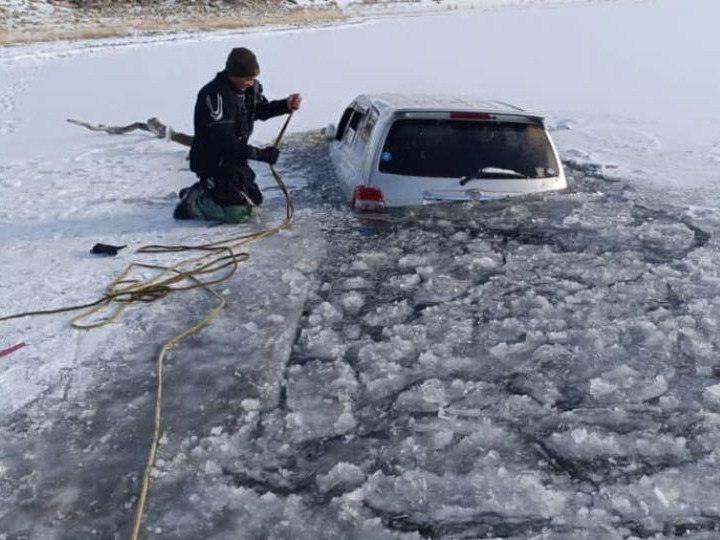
[3,0,720,538]
[2,0,637,45]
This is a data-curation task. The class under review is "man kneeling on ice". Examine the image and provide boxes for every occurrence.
[174,47,302,222]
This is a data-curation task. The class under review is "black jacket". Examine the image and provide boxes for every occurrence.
[189,71,289,201]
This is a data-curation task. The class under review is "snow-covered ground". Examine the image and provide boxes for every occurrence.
[2,0,720,538]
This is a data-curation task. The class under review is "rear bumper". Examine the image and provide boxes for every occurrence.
[376,174,567,207]
[422,190,512,204]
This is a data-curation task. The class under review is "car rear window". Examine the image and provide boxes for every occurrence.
[378,118,559,179]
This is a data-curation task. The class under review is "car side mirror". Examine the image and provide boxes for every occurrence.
[325,124,336,140]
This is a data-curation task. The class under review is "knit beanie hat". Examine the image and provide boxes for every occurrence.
[226,47,260,78]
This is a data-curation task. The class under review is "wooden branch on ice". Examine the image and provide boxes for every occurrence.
[67,117,194,147]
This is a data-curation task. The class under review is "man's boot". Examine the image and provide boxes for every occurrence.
[173,183,201,220]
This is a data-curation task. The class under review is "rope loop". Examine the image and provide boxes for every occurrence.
[0,113,296,540]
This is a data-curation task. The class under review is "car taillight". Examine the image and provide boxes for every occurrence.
[352,185,385,212]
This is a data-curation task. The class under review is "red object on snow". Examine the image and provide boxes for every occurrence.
[0,342,26,359]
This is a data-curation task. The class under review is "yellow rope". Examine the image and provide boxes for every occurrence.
[128,270,227,540]
[0,114,296,540]
[127,116,294,540]
[128,166,293,539]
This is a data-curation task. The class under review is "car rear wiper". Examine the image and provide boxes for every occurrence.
[460,167,528,185]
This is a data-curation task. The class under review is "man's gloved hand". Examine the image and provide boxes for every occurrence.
[248,145,280,165]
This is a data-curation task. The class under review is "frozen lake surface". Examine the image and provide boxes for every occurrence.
[2,0,720,537]
[3,132,720,539]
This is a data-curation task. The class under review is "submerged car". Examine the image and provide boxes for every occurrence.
[327,93,567,211]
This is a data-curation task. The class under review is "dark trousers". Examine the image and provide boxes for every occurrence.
[201,162,263,207]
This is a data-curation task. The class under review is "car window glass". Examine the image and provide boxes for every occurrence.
[344,110,366,144]
[378,119,559,178]
[335,108,353,141]
[360,108,379,142]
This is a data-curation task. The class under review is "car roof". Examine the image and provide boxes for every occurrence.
[354,93,543,119]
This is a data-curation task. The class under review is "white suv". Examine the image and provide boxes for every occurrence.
[327,94,567,210]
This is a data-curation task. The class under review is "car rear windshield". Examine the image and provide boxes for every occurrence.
[378,118,559,179]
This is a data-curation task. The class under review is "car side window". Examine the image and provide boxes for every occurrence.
[360,107,379,142]
[337,109,364,146]
[335,108,353,141]
[335,104,372,146]
[347,110,364,140]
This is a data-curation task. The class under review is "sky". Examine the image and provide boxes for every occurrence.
[3,0,720,538]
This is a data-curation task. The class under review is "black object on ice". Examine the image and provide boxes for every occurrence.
[90,243,126,256]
